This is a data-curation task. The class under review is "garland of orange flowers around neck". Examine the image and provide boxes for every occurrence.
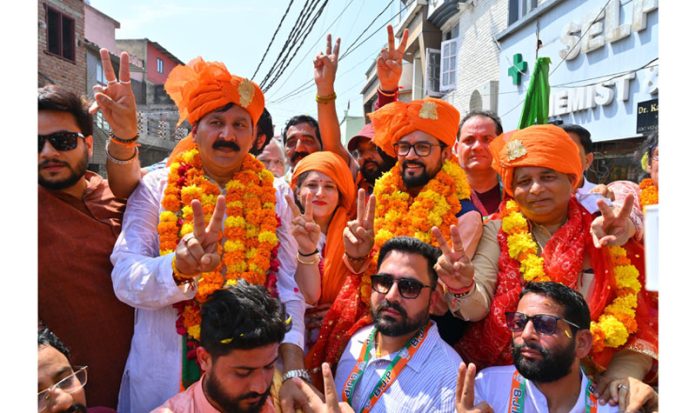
[500,199,641,353]
[158,146,280,351]
[362,159,471,303]
[639,178,658,207]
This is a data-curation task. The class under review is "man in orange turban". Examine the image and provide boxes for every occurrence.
[305,97,485,381]
[111,57,308,412]
[441,124,658,410]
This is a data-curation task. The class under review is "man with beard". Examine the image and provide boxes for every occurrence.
[346,123,396,194]
[38,48,140,409]
[154,281,289,413]
[458,282,658,413]
[282,115,323,182]
[334,237,462,413]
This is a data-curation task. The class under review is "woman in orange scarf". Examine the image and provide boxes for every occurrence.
[287,151,357,347]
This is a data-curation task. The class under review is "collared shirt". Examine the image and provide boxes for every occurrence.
[474,365,619,413]
[575,177,612,215]
[152,375,276,413]
[111,168,305,413]
[39,172,133,409]
[334,323,461,413]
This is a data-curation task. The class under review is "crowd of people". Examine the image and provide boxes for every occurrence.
[38,25,658,413]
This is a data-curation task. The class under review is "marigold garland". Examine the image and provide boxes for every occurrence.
[362,159,471,303]
[639,178,658,207]
[500,199,641,353]
[158,146,279,350]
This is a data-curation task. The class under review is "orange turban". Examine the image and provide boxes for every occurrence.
[490,124,583,196]
[291,152,356,304]
[368,98,460,158]
[164,57,265,165]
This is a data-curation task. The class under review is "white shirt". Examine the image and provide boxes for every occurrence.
[575,177,612,215]
[110,168,305,413]
[474,365,619,413]
[334,322,461,413]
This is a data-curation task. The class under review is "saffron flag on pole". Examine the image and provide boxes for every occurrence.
[517,57,552,129]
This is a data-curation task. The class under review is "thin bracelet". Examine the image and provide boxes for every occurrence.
[109,131,139,144]
[106,141,138,165]
[315,91,337,104]
[297,252,320,265]
[378,87,398,97]
[344,251,368,261]
[298,248,319,257]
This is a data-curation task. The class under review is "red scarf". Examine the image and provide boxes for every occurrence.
[455,198,657,370]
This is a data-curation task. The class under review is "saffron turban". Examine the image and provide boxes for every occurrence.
[368,98,460,158]
[489,124,583,196]
[164,57,264,165]
[291,152,357,305]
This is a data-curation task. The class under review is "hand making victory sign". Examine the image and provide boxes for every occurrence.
[376,25,409,92]
[89,48,139,140]
[432,225,475,292]
[286,193,322,255]
[314,34,340,97]
[590,193,636,248]
[174,195,226,277]
[343,189,376,261]
[455,363,492,413]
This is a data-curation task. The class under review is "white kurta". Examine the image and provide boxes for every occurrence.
[110,168,305,413]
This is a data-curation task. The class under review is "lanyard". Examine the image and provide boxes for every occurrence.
[342,322,432,412]
[506,370,598,413]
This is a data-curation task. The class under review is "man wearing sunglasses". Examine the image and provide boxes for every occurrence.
[455,282,658,413]
[334,237,462,412]
[38,47,140,411]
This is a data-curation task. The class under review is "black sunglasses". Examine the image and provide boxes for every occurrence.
[39,131,85,152]
[370,274,433,299]
[505,312,581,335]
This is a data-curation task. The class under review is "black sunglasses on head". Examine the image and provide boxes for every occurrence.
[39,131,85,152]
[505,311,581,335]
[370,274,433,299]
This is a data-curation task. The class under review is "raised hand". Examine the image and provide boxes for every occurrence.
[174,195,226,276]
[343,189,376,260]
[286,193,322,255]
[432,225,475,292]
[89,48,139,140]
[314,34,341,97]
[455,363,492,413]
[591,194,635,248]
[376,25,409,92]
[293,363,355,413]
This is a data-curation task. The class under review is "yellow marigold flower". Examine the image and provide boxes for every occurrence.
[502,212,528,233]
[258,231,278,244]
[226,180,244,192]
[614,266,641,291]
[181,150,196,164]
[507,233,537,258]
[263,202,275,210]
[179,223,193,235]
[605,295,638,315]
[225,216,246,228]
[595,315,629,348]
[609,246,627,258]
[182,206,193,218]
[160,211,177,222]
[224,240,245,252]
[225,279,238,287]
[201,194,217,205]
[182,185,202,198]
[187,325,201,341]
[170,162,180,170]
[520,255,546,281]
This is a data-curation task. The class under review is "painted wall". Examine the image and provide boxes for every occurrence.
[496,0,658,142]
[84,4,119,52]
[146,43,178,84]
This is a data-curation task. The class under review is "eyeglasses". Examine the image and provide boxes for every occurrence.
[370,274,433,299]
[505,312,580,335]
[39,131,85,152]
[38,366,88,412]
[393,142,444,157]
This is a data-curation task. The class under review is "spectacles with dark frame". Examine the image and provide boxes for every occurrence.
[370,274,433,299]
[39,131,86,152]
[393,141,444,157]
[505,312,581,335]
[38,365,88,412]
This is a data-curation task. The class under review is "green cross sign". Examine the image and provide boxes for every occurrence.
[508,53,528,86]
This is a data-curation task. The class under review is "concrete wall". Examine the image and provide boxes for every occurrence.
[38,0,86,96]
[84,4,119,51]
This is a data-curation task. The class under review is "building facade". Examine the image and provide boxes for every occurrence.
[495,0,658,182]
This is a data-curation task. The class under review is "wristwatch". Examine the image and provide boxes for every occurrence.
[282,369,312,383]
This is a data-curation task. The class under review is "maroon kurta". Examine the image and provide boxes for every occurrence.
[39,172,134,409]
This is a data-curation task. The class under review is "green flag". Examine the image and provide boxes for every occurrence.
[518,57,552,129]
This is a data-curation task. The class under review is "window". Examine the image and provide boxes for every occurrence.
[45,5,75,61]
[425,48,442,97]
[439,39,458,92]
[508,0,538,25]
[156,58,164,74]
[96,62,106,85]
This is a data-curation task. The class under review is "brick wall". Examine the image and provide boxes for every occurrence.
[38,0,87,97]
[446,0,507,120]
